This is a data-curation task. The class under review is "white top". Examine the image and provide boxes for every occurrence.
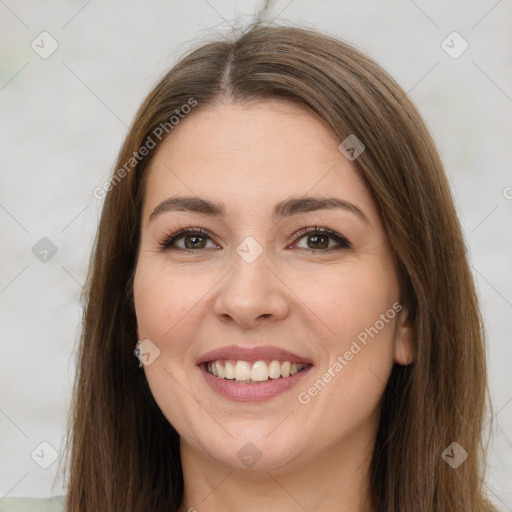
[0,496,65,512]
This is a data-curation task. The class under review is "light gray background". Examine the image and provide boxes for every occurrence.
[1,0,511,509]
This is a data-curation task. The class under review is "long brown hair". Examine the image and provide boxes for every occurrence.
[61,22,498,511]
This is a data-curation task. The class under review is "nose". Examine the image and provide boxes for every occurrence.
[213,247,289,328]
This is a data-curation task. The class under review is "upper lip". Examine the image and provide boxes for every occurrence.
[196,344,313,366]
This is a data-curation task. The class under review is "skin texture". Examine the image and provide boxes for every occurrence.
[133,99,414,512]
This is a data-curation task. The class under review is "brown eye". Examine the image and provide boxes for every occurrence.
[160,228,218,251]
[159,225,351,253]
[291,226,351,251]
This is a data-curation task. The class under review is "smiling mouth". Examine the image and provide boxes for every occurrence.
[205,359,311,383]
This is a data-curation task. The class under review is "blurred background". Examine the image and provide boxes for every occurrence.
[0,0,511,509]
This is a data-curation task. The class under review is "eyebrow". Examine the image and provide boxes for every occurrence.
[149,195,370,224]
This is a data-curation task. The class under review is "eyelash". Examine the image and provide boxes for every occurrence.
[158,224,351,253]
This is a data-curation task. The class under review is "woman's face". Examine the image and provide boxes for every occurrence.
[133,98,413,473]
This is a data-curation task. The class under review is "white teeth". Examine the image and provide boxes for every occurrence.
[251,361,269,382]
[224,361,235,379]
[215,361,225,378]
[206,359,307,382]
[235,361,251,381]
[268,360,281,379]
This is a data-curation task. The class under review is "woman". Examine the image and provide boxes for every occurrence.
[1,22,499,512]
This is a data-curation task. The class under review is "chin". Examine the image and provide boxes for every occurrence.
[200,435,303,473]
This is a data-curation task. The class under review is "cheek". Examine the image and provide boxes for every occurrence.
[133,263,200,427]
[133,262,194,340]
[296,257,399,345]
[296,259,398,410]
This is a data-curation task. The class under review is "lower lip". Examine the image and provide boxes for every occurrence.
[198,363,313,402]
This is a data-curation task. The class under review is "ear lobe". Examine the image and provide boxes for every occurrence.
[394,305,415,366]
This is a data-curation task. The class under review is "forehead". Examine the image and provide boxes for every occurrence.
[142,99,380,224]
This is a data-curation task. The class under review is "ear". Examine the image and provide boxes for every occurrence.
[393,305,415,365]
[136,325,140,341]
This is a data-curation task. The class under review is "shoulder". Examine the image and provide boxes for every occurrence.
[0,496,66,512]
